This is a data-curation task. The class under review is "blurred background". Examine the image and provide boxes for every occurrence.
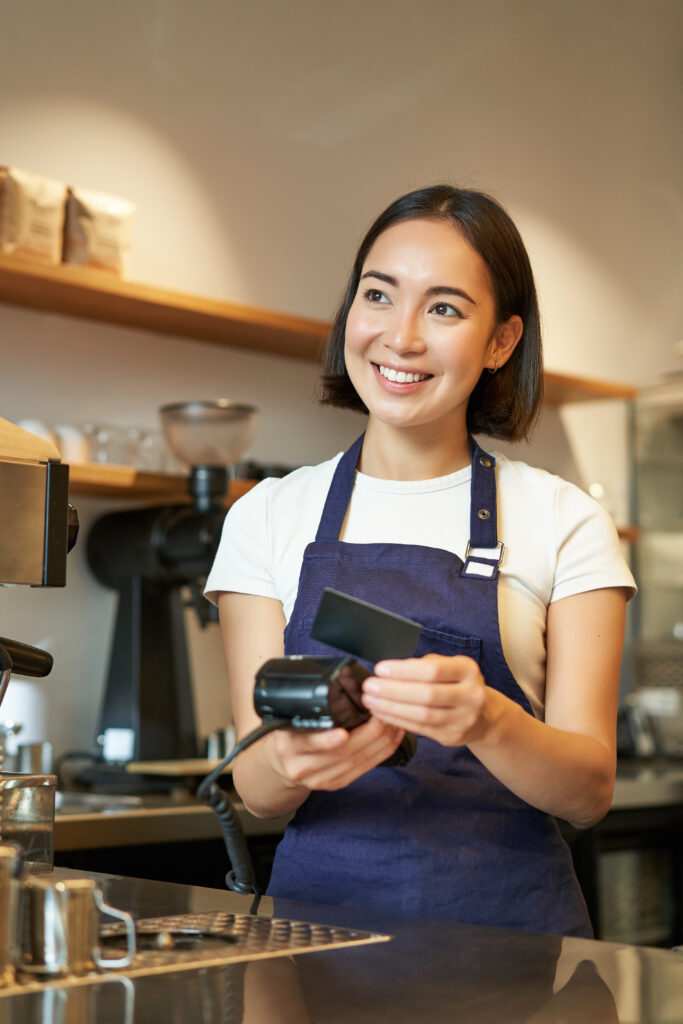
[0,0,681,947]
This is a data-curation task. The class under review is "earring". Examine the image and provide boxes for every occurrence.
[487,359,498,375]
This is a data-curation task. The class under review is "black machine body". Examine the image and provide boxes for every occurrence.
[86,499,227,764]
[253,655,417,767]
[254,656,371,730]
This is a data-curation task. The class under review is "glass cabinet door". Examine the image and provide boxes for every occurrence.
[633,376,683,643]
[630,375,683,756]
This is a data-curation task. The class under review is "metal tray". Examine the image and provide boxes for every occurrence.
[1,911,390,996]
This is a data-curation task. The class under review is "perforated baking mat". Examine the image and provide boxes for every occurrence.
[0,910,391,996]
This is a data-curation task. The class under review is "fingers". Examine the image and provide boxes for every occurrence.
[363,655,482,711]
[269,717,403,792]
[361,654,489,746]
[374,653,480,682]
[302,724,403,790]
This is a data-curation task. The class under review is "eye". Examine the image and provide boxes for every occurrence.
[429,301,463,319]
[363,288,390,304]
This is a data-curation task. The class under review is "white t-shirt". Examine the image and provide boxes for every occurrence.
[205,449,636,720]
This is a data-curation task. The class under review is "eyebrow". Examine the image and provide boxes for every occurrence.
[360,270,477,306]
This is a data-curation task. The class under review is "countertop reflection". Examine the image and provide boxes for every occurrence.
[1,870,682,1023]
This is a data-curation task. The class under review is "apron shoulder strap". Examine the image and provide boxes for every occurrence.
[315,433,503,573]
[463,438,502,580]
[315,433,364,542]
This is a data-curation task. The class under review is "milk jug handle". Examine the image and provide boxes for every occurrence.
[93,892,136,969]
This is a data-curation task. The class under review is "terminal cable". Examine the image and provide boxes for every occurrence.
[198,719,289,914]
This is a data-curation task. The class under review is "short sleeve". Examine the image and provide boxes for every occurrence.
[204,479,277,605]
[550,480,637,604]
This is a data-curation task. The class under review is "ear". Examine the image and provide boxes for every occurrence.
[488,315,523,371]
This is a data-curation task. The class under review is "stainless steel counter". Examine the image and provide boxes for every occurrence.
[1,868,681,1023]
[54,791,292,852]
[611,758,683,809]
[54,760,683,852]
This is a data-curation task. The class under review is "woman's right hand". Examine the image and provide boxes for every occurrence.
[218,591,405,818]
[265,716,405,793]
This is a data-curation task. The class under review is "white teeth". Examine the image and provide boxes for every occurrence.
[378,365,429,383]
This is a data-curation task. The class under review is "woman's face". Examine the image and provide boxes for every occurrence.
[344,217,516,438]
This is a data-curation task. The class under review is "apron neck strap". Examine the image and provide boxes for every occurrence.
[315,433,500,550]
[468,437,499,549]
[315,433,365,542]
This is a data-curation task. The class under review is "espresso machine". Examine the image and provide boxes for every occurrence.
[0,416,78,868]
[87,401,258,768]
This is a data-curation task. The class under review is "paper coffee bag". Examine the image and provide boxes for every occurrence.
[63,186,135,277]
[0,166,67,264]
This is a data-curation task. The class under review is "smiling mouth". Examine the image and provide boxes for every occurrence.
[376,364,432,384]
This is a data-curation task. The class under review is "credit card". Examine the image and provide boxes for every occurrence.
[310,588,422,664]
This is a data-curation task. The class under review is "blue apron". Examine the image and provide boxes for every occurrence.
[267,434,592,937]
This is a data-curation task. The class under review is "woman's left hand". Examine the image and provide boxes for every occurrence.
[361,653,496,748]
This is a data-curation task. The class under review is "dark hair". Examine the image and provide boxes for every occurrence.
[320,184,543,441]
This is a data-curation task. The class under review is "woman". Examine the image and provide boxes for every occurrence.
[205,185,636,936]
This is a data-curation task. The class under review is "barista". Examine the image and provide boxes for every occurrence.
[205,185,636,936]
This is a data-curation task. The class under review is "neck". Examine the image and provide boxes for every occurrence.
[358,419,471,480]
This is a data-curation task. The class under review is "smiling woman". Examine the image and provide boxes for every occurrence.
[321,185,543,447]
[341,218,523,477]
[205,184,636,938]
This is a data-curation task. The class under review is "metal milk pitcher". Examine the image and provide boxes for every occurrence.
[16,876,136,977]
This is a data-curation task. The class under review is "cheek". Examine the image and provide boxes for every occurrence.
[344,311,375,365]
[345,303,371,341]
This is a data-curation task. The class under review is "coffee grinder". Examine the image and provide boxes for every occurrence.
[87,401,258,766]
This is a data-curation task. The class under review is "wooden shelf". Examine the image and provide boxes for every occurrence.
[0,253,329,361]
[68,462,256,504]
[542,371,635,405]
[0,255,636,404]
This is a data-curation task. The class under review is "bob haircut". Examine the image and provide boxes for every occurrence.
[320,184,543,441]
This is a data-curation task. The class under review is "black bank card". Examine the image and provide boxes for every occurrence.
[310,588,422,664]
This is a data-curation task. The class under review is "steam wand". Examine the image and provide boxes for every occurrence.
[0,644,11,712]
[0,637,54,767]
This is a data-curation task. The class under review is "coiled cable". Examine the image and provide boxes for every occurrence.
[197,719,289,914]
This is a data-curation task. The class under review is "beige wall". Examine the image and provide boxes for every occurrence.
[1,0,681,756]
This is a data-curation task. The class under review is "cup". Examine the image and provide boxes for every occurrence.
[205,726,236,760]
[53,424,89,465]
[0,722,22,771]
[16,876,136,977]
[0,772,56,872]
[0,843,23,987]
[15,419,58,449]
[16,741,53,775]
[124,426,165,471]
[83,423,127,465]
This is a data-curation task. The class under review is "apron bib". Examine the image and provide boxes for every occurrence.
[267,434,592,937]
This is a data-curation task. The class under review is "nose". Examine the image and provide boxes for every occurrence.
[382,307,426,355]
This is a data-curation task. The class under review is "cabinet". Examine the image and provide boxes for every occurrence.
[563,796,683,947]
[629,375,683,753]
[632,376,683,644]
